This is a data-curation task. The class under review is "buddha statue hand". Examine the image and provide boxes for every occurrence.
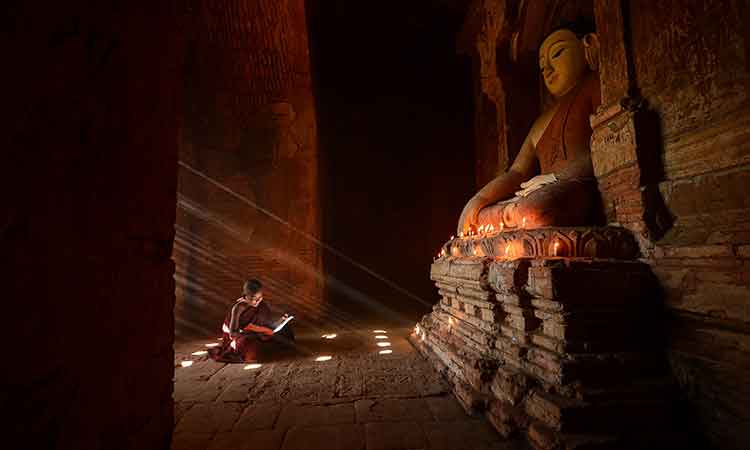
[515,173,558,197]
[457,194,486,233]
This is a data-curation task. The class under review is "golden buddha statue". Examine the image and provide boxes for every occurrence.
[458,25,602,233]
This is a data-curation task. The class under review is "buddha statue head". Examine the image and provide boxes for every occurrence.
[538,22,598,98]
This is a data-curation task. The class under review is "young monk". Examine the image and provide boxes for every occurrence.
[209,279,293,363]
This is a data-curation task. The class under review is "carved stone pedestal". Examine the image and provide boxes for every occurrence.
[411,227,686,449]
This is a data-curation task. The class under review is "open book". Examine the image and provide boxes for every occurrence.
[273,315,294,333]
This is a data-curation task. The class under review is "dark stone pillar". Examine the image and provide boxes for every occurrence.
[2,2,184,448]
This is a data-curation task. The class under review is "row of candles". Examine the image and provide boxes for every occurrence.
[434,216,562,260]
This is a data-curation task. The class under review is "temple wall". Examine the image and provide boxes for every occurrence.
[625,2,750,448]
[2,2,182,448]
[173,0,323,339]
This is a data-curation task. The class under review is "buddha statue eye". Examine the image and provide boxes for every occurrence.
[551,48,565,59]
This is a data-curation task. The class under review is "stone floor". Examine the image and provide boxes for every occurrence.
[172,327,527,450]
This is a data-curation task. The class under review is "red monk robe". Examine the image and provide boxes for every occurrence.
[210,299,275,363]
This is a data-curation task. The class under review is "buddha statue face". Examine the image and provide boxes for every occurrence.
[539,29,589,97]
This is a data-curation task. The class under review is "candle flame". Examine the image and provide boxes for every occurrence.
[553,241,560,256]
[500,222,505,232]
[522,217,527,229]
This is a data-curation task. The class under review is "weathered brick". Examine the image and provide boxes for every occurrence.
[660,244,734,259]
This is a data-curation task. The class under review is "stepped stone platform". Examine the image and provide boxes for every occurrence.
[412,226,689,450]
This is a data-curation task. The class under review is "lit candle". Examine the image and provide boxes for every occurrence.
[521,217,527,229]
[553,241,560,257]
[500,222,504,232]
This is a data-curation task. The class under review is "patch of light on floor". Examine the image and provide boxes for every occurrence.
[374,335,388,339]
[321,334,337,339]
[244,363,262,370]
[205,342,220,348]
[180,361,194,368]
[376,342,391,347]
[373,329,387,333]
[191,350,208,356]
[315,356,333,362]
[379,349,393,355]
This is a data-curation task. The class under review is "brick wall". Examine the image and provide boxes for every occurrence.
[591,1,750,448]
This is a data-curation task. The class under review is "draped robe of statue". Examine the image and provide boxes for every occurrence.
[477,72,602,228]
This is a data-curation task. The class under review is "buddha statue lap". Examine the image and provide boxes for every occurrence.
[458,25,603,232]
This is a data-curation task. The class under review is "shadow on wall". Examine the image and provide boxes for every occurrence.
[307,0,477,322]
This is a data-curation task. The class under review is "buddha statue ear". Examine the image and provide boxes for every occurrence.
[582,33,600,71]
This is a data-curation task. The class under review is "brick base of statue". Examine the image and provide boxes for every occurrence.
[410,226,687,450]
